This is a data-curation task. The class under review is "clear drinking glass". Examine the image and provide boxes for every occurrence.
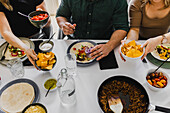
[7,58,24,78]
[64,53,77,77]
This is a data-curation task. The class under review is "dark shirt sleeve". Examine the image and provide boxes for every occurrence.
[129,0,142,28]
[56,0,71,19]
[34,0,44,6]
[112,0,129,32]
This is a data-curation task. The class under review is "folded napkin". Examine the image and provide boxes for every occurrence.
[97,43,119,70]
[23,40,43,66]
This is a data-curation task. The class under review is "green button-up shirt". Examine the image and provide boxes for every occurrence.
[56,0,129,39]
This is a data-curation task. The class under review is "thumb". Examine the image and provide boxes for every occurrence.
[73,24,76,27]
[36,8,43,11]
[141,41,148,48]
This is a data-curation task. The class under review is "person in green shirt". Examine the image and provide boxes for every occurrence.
[56,0,129,60]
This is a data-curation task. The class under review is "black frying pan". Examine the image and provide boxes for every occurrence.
[97,75,170,113]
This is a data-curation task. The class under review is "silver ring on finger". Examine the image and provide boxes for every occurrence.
[100,51,103,55]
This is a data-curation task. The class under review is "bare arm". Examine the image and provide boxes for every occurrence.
[0,12,29,51]
[107,30,127,50]
[0,12,37,68]
[127,27,139,40]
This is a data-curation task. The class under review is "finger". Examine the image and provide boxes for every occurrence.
[91,45,103,54]
[63,25,74,32]
[91,50,103,59]
[65,22,75,29]
[73,24,76,27]
[90,45,100,53]
[32,50,37,60]
[118,48,126,62]
[31,53,37,60]
[91,47,103,58]
[141,49,149,60]
[27,55,39,70]
[68,30,74,34]
[96,54,105,61]
[63,29,71,35]
[36,8,43,11]
[141,41,148,48]
[121,40,126,44]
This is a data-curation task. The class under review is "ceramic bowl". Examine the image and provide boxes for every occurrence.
[43,77,58,92]
[39,41,54,52]
[22,103,47,113]
[120,40,145,62]
[146,69,169,91]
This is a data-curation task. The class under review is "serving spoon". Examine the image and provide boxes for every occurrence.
[108,94,123,113]
[153,57,170,73]
[46,32,56,43]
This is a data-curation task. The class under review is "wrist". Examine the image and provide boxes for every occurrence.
[106,41,114,50]
[160,34,168,44]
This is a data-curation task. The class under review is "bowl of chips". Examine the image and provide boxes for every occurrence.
[35,52,57,71]
[120,40,145,61]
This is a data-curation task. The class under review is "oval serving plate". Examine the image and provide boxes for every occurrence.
[0,78,40,113]
[151,43,170,62]
[67,40,97,66]
[0,37,35,66]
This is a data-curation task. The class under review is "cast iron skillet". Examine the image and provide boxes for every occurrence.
[97,75,170,113]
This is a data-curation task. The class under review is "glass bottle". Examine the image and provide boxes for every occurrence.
[58,68,76,105]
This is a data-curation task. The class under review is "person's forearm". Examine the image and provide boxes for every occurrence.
[56,17,68,29]
[127,28,139,40]
[107,30,127,50]
[2,31,29,51]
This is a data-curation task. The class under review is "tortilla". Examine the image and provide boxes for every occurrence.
[0,83,35,113]
[4,40,30,60]
[70,42,95,63]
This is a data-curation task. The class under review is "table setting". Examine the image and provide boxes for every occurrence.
[0,38,170,113]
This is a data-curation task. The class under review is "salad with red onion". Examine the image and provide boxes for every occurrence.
[8,46,25,57]
[73,45,93,61]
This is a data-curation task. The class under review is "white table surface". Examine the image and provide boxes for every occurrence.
[0,39,170,113]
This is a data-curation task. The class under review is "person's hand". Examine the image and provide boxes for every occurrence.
[36,8,43,11]
[119,40,127,62]
[141,37,161,60]
[61,22,76,35]
[24,48,38,70]
[90,44,113,61]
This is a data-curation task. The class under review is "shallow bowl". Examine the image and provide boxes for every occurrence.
[146,69,169,91]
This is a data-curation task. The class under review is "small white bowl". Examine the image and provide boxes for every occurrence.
[43,77,58,91]
[146,69,169,92]
[120,40,145,62]
[39,41,54,52]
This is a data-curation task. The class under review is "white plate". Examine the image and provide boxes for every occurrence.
[67,40,97,66]
[0,37,35,66]
[151,43,170,62]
